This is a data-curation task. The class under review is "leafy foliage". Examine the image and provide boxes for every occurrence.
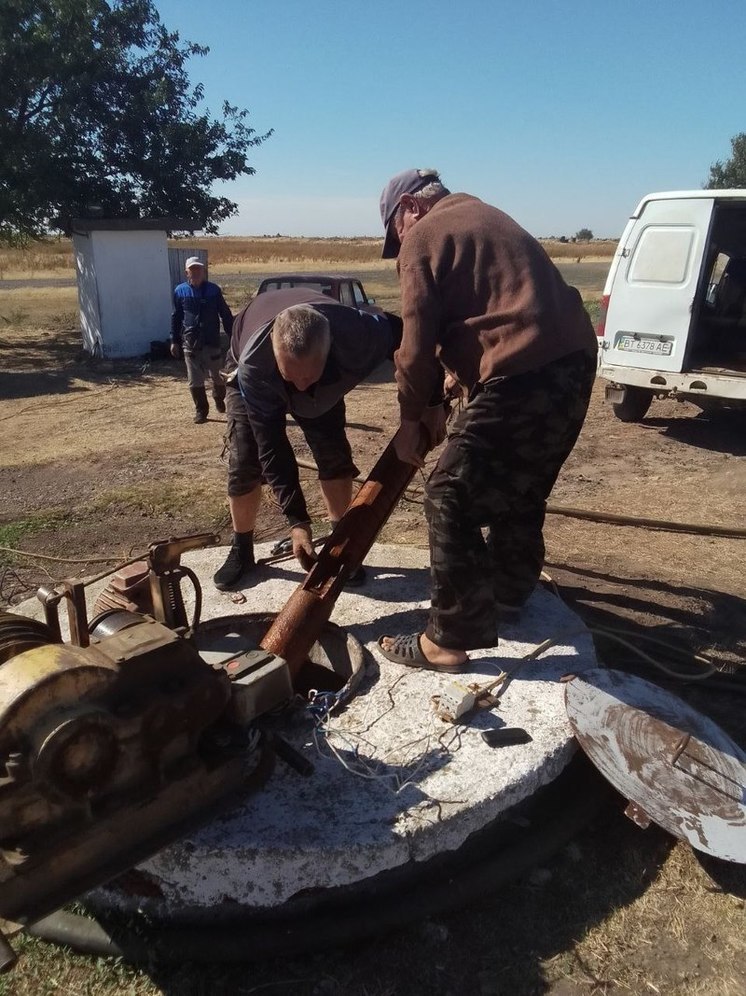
[705,133,746,189]
[0,0,271,243]
[575,228,593,241]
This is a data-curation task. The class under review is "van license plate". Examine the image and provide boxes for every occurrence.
[618,335,672,356]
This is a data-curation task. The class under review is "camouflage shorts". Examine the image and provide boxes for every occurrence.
[223,383,359,498]
[423,349,596,650]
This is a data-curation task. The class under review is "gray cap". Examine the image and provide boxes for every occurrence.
[379,168,441,259]
[185,256,205,268]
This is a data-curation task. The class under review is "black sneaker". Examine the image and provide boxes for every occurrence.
[214,396,226,414]
[214,545,255,590]
[194,410,208,424]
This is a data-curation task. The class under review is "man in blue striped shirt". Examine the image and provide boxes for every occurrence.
[171,257,233,423]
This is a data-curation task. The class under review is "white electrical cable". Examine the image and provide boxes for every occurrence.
[310,673,467,795]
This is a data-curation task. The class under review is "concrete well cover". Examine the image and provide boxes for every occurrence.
[565,668,746,863]
[75,542,599,919]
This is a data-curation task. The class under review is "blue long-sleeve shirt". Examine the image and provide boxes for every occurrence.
[171,280,233,348]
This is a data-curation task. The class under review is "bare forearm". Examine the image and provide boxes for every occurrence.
[319,477,354,522]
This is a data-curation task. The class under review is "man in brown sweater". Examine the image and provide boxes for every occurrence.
[377,169,598,672]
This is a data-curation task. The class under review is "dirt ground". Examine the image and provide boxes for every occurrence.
[0,260,744,995]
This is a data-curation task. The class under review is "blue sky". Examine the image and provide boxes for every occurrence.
[155,0,746,239]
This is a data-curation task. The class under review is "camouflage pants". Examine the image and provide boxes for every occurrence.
[423,349,596,650]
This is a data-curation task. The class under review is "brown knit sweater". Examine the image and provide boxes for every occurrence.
[395,193,598,420]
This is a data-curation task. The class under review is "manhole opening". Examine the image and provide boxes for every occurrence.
[192,612,366,701]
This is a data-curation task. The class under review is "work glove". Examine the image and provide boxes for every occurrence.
[291,524,316,571]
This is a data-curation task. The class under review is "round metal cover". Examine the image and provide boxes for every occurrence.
[565,668,746,863]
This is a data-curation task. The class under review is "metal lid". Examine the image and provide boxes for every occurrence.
[565,668,746,863]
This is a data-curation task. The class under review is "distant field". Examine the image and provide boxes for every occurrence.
[0,235,616,280]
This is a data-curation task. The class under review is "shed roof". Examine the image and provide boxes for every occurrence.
[71,218,199,233]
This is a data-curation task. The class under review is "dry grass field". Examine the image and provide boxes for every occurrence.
[0,234,618,280]
[0,238,744,996]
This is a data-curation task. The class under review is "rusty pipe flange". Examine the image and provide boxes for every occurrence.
[0,612,55,666]
[88,609,150,641]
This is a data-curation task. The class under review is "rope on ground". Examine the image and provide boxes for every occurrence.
[294,458,746,539]
[545,503,746,539]
[0,545,137,565]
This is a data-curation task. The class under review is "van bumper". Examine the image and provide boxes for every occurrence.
[599,363,746,402]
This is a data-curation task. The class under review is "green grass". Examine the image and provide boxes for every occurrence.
[0,512,73,565]
[87,483,227,527]
[0,483,227,570]
[584,298,602,326]
[1,934,155,996]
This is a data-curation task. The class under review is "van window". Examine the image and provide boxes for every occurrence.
[628,226,695,284]
[705,252,730,306]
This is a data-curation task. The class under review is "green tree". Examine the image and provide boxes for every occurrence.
[0,0,271,244]
[575,227,593,241]
[706,133,746,188]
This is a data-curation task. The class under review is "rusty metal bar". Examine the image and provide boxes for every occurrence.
[63,581,89,648]
[36,585,63,643]
[260,423,432,679]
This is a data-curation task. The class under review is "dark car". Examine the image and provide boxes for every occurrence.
[256,273,383,315]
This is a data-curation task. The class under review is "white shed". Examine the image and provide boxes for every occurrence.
[72,218,195,359]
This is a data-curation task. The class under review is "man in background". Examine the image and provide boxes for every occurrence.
[214,288,401,589]
[376,168,598,672]
[171,257,233,423]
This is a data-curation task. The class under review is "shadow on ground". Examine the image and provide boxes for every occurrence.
[0,369,91,401]
[546,560,746,742]
[642,409,746,456]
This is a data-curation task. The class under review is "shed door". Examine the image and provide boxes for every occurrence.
[604,198,714,373]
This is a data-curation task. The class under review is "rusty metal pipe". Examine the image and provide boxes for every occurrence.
[260,424,431,678]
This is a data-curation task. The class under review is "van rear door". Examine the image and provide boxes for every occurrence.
[603,197,714,373]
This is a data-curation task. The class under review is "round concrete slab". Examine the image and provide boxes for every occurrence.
[15,542,599,919]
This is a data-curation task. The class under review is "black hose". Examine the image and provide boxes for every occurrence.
[28,756,611,965]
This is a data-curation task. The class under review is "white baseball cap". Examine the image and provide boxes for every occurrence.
[185,256,205,268]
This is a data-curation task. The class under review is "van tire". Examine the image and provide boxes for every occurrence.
[612,387,653,422]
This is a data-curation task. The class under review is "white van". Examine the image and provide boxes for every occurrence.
[597,189,746,421]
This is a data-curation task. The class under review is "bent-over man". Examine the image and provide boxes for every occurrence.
[171,257,233,423]
[214,288,401,589]
[376,169,598,672]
